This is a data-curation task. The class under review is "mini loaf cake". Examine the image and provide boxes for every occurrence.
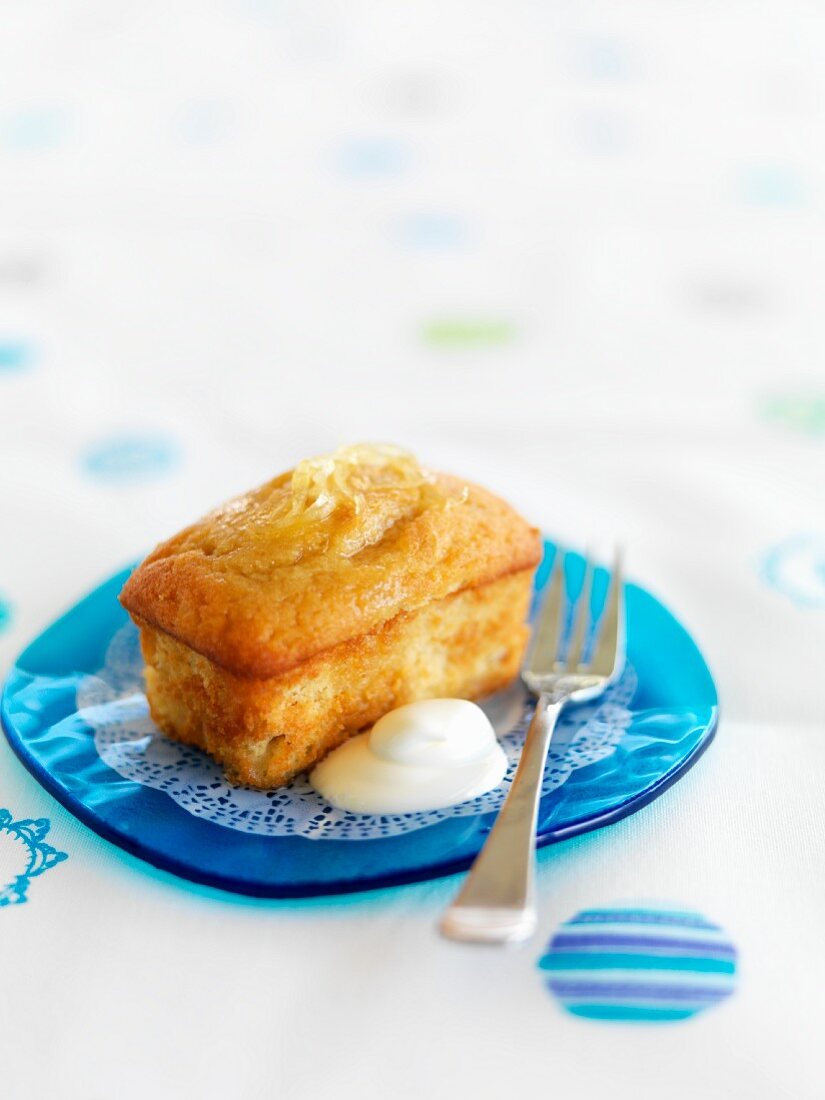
[119,445,542,789]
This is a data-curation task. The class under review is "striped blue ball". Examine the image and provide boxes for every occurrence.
[539,905,737,1023]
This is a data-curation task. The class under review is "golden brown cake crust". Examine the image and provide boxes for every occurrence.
[120,455,541,679]
[137,569,535,788]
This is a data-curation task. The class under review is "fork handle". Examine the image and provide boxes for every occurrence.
[438,693,563,945]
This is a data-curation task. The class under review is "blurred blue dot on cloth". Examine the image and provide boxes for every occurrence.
[0,595,12,634]
[177,101,230,145]
[741,164,804,206]
[538,905,738,1023]
[0,342,34,372]
[81,435,181,484]
[573,109,629,154]
[762,535,825,609]
[3,108,66,151]
[399,213,467,248]
[572,34,632,81]
[338,138,408,176]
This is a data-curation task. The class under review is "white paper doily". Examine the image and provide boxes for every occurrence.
[77,624,637,841]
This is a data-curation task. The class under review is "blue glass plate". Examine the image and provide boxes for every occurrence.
[1,543,717,897]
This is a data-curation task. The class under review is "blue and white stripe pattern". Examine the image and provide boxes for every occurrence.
[539,906,737,1023]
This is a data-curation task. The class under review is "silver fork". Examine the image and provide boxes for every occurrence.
[439,547,625,945]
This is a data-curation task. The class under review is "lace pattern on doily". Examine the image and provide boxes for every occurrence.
[78,624,637,841]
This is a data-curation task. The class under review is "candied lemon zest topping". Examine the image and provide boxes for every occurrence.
[281,443,431,524]
[259,444,464,562]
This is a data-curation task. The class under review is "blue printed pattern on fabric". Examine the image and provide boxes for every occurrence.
[539,905,737,1022]
[337,138,408,176]
[399,213,468,249]
[0,594,12,634]
[0,342,33,372]
[0,810,67,906]
[80,435,180,484]
[762,535,825,609]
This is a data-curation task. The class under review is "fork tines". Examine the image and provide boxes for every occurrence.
[523,547,624,690]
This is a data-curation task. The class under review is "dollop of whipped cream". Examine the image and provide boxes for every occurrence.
[309,699,507,815]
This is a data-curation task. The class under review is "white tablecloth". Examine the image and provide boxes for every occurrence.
[2,4,825,1097]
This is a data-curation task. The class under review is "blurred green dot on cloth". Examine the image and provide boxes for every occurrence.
[762,393,825,436]
[420,318,517,348]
